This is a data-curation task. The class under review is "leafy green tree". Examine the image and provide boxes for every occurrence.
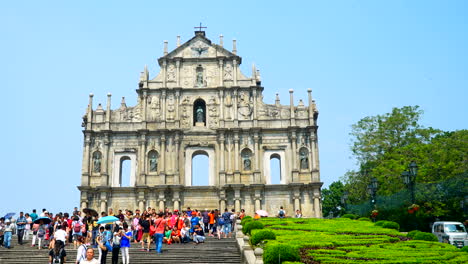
[343,106,467,230]
[322,181,346,217]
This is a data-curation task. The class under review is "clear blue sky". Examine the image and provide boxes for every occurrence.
[1,0,467,217]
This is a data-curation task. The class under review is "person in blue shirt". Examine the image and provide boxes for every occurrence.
[30,209,38,222]
[16,212,27,245]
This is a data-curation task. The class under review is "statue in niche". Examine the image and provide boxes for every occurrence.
[299,148,309,170]
[93,151,102,173]
[149,152,158,172]
[242,151,252,171]
[196,106,204,123]
[149,96,160,121]
[196,66,204,87]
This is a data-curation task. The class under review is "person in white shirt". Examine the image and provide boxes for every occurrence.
[54,225,68,245]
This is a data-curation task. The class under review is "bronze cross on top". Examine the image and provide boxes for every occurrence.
[194,22,207,31]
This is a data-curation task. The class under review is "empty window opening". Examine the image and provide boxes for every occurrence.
[120,157,131,187]
[270,154,281,184]
[192,153,209,186]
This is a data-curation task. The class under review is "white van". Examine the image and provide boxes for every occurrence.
[432,221,467,248]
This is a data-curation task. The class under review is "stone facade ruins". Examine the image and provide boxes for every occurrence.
[78,31,322,217]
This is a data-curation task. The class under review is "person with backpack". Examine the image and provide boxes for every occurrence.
[216,213,225,240]
[111,226,122,264]
[153,212,166,254]
[72,217,83,249]
[49,239,67,264]
[221,209,232,238]
[278,206,286,218]
[74,236,87,264]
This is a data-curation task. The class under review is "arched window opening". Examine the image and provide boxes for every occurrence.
[193,99,206,126]
[270,154,281,184]
[299,147,309,170]
[241,148,253,171]
[92,151,102,173]
[192,152,209,186]
[148,150,159,172]
[120,157,131,187]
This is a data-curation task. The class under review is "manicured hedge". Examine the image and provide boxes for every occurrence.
[358,217,371,221]
[413,231,438,242]
[407,230,421,239]
[241,215,253,226]
[461,246,468,253]
[243,220,265,235]
[251,229,276,245]
[382,221,400,231]
[263,244,300,264]
[341,214,358,219]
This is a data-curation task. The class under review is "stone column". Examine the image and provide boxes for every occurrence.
[219,89,224,126]
[234,187,242,212]
[175,90,180,123]
[289,89,295,126]
[141,90,147,127]
[100,192,108,214]
[162,60,167,88]
[161,90,167,126]
[86,93,93,131]
[81,134,91,186]
[101,133,110,186]
[233,89,238,122]
[310,132,318,171]
[314,195,321,218]
[233,59,238,86]
[105,93,111,130]
[158,190,166,211]
[307,89,314,126]
[233,132,240,183]
[160,135,166,177]
[218,133,225,171]
[252,89,258,126]
[174,133,180,184]
[138,134,146,185]
[176,60,181,87]
[218,58,224,87]
[227,136,232,173]
[291,131,297,170]
[255,198,261,211]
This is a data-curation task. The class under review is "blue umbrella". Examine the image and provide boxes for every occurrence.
[3,213,15,219]
[97,216,119,224]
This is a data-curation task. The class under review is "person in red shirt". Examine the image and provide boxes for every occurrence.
[153,213,166,254]
[170,226,181,243]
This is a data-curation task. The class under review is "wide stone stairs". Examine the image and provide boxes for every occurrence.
[0,236,242,264]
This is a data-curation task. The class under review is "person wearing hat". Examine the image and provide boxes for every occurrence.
[3,219,14,249]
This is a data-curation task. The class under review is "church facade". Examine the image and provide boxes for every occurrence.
[78,31,322,217]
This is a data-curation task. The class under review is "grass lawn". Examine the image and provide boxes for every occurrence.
[252,218,468,263]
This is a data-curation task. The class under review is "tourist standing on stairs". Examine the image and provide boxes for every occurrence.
[16,211,27,245]
[111,226,122,264]
[154,212,166,254]
[120,222,132,264]
[222,208,232,238]
[0,218,5,247]
[3,219,14,249]
[139,215,151,251]
[24,213,32,241]
[75,236,87,264]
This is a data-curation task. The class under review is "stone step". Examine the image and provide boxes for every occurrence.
[0,237,241,264]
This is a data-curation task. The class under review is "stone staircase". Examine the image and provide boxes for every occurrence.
[0,236,242,263]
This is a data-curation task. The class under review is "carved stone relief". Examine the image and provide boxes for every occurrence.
[180,96,191,128]
[224,63,233,80]
[208,96,219,129]
[167,95,175,120]
[148,96,161,121]
[237,92,252,120]
[167,64,176,82]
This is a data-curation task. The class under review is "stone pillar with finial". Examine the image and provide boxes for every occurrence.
[289,89,295,126]
[219,34,224,47]
[176,35,181,47]
[105,93,111,130]
[308,88,314,126]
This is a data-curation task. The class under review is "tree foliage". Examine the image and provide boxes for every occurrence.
[342,105,467,230]
[322,181,346,217]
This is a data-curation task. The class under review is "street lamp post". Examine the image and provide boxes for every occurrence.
[401,161,418,204]
[367,177,378,209]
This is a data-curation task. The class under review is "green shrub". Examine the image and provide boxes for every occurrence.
[407,230,421,239]
[375,220,388,226]
[461,246,468,253]
[243,220,265,235]
[358,217,371,221]
[413,232,438,242]
[251,229,277,245]
[263,244,300,264]
[382,221,400,231]
[241,216,253,226]
[341,214,358,219]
